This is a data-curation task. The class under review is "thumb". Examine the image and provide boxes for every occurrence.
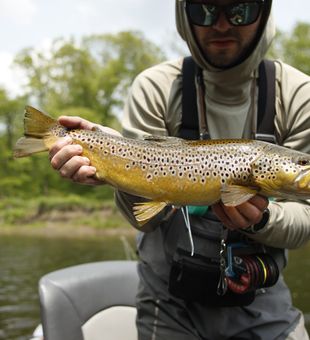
[58,116,95,130]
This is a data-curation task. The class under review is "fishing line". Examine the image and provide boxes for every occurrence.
[181,206,195,256]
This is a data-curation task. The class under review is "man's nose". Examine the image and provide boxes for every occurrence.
[212,11,232,32]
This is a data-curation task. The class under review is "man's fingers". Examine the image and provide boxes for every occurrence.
[223,205,251,229]
[48,116,119,186]
[57,116,122,136]
[236,202,262,226]
[72,165,104,186]
[58,156,90,179]
[50,144,83,170]
[235,196,269,225]
[49,137,72,159]
[212,202,235,228]
[248,195,269,211]
[214,202,252,229]
[58,116,95,130]
[72,165,96,183]
[212,195,270,230]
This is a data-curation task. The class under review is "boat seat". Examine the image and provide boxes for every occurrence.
[39,260,139,340]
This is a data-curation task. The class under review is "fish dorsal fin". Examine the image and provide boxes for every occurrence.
[133,201,167,226]
[221,185,258,206]
[142,135,185,146]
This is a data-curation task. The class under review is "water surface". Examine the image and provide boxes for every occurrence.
[0,234,135,340]
[0,234,309,339]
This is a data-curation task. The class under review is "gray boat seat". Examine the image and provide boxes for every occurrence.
[39,260,139,340]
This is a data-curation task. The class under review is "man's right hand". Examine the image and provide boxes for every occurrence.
[49,115,120,186]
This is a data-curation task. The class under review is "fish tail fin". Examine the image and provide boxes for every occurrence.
[23,106,57,138]
[14,106,58,158]
[14,137,48,158]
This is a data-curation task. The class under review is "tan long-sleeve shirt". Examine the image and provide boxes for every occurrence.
[116,58,310,249]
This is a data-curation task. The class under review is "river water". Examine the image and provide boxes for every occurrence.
[0,234,309,339]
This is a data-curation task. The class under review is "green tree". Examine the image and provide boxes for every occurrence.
[6,30,165,199]
[0,89,26,150]
[0,89,29,197]
[266,30,285,60]
[268,22,310,75]
[282,22,310,75]
[14,31,165,126]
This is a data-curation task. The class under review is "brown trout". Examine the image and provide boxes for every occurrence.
[14,106,310,225]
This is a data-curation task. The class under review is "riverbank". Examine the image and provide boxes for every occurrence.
[0,223,136,239]
[0,196,136,239]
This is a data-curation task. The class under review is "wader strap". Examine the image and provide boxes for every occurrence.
[180,56,200,140]
[256,59,277,144]
[180,57,276,143]
[179,56,286,273]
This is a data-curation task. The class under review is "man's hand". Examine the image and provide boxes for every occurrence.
[49,116,121,185]
[212,195,269,230]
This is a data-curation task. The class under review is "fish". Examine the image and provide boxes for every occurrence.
[14,106,310,226]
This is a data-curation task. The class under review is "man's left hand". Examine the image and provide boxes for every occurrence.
[212,196,269,230]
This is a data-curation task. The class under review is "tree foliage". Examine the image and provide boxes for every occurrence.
[14,31,165,125]
[282,23,310,75]
[268,22,310,75]
[1,31,165,199]
[0,25,309,200]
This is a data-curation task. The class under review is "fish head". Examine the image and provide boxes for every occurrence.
[290,155,310,193]
[251,144,310,199]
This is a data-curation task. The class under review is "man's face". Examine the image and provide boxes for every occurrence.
[189,0,262,68]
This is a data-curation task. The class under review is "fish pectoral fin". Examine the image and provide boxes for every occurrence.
[133,201,167,226]
[221,185,258,206]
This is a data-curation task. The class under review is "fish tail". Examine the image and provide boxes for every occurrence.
[14,137,49,158]
[14,106,58,158]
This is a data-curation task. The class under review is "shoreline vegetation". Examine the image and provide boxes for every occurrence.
[0,195,136,239]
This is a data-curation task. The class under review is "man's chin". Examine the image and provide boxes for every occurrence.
[203,51,242,69]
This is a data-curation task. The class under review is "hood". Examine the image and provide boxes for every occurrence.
[176,0,276,84]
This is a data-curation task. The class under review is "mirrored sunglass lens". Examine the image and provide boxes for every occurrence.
[228,2,260,26]
[187,4,217,26]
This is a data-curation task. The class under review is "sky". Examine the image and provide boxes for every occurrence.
[0,0,309,96]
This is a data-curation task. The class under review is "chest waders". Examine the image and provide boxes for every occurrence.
[167,57,286,307]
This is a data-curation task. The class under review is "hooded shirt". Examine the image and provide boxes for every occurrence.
[116,0,310,249]
[175,0,275,139]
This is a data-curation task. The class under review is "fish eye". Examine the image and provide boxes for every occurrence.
[296,158,310,166]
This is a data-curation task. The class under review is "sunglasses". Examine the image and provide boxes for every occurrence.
[185,1,264,27]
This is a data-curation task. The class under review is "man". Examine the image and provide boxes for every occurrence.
[50,0,310,338]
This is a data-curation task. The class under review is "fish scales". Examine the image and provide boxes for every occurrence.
[14,106,310,225]
[67,129,258,205]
